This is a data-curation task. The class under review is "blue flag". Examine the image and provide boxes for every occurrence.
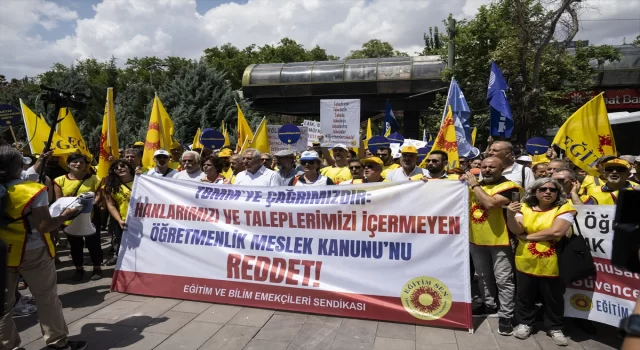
[444,79,478,158]
[487,61,514,137]
[384,101,398,137]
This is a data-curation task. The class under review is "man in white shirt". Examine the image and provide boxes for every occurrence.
[486,141,533,189]
[385,145,427,181]
[172,151,203,181]
[234,148,279,186]
[145,150,178,178]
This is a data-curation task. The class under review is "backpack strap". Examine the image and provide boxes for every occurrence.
[161,168,173,177]
[521,164,526,188]
[292,175,301,186]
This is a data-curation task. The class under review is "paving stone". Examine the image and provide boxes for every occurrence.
[416,343,458,350]
[62,292,127,324]
[305,315,343,327]
[83,300,145,322]
[288,322,339,350]
[199,324,260,350]
[122,294,156,302]
[376,322,416,340]
[334,319,378,344]
[330,339,374,350]
[117,298,182,327]
[255,314,305,342]
[195,304,243,324]
[454,327,499,350]
[373,337,416,350]
[81,324,139,350]
[415,326,457,344]
[143,310,197,334]
[486,318,541,350]
[244,339,291,350]
[171,300,212,314]
[228,307,275,327]
[154,320,222,350]
[112,331,169,349]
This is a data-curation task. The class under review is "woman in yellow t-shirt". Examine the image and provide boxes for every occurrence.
[104,160,135,266]
[54,153,103,282]
[506,178,576,346]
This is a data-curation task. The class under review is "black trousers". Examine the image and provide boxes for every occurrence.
[515,271,565,331]
[68,232,103,268]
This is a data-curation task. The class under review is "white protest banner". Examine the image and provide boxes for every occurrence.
[268,125,308,153]
[113,176,473,329]
[319,99,360,148]
[402,139,428,149]
[302,120,321,146]
[564,205,640,327]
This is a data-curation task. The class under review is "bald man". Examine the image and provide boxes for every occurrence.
[461,157,521,336]
[486,141,534,189]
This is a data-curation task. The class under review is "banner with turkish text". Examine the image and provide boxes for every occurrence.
[564,205,640,327]
[112,177,473,329]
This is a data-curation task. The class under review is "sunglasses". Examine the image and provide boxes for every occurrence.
[604,167,628,173]
[350,166,362,170]
[364,164,377,169]
[300,160,316,166]
[537,187,559,193]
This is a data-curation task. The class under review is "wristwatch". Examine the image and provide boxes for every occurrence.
[619,314,640,338]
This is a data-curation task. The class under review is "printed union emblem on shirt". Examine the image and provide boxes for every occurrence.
[401,276,452,321]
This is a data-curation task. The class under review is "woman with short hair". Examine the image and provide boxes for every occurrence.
[201,155,225,184]
[506,178,576,346]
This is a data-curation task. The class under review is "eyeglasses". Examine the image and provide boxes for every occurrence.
[554,178,566,184]
[350,166,362,170]
[425,159,440,163]
[116,164,129,169]
[364,164,378,169]
[604,167,628,173]
[537,187,559,193]
[300,160,315,166]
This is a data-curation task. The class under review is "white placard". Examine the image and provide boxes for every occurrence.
[302,120,321,146]
[402,139,428,149]
[267,125,308,153]
[319,99,360,148]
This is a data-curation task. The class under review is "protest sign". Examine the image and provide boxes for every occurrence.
[268,125,308,153]
[113,176,473,330]
[564,205,640,328]
[403,139,428,149]
[302,120,321,145]
[319,99,360,148]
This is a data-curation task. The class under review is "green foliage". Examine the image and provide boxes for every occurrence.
[632,34,640,45]
[345,39,408,59]
[203,38,338,89]
[420,27,444,55]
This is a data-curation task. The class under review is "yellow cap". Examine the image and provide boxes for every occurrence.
[362,157,383,167]
[602,158,631,170]
[401,145,418,154]
[133,141,145,146]
[219,149,233,157]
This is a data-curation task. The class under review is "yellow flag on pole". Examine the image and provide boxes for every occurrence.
[249,117,269,153]
[142,94,175,169]
[471,127,477,147]
[420,105,459,168]
[222,121,231,147]
[97,88,119,179]
[192,128,204,149]
[364,118,373,149]
[20,100,78,156]
[56,108,92,160]
[236,102,253,153]
[552,93,616,176]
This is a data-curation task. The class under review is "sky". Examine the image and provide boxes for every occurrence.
[0,0,638,79]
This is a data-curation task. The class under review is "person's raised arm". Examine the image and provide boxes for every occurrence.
[30,204,77,234]
[506,201,525,235]
[462,172,510,210]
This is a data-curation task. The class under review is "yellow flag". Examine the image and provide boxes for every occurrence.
[222,121,231,147]
[20,100,78,157]
[240,136,251,154]
[421,106,459,168]
[364,118,373,149]
[552,93,616,176]
[471,127,477,147]
[249,118,269,153]
[236,102,253,153]
[56,108,92,160]
[97,88,119,179]
[192,128,204,149]
[142,95,175,168]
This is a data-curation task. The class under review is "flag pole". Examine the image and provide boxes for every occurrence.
[440,79,454,126]
[8,126,17,144]
[239,135,249,153]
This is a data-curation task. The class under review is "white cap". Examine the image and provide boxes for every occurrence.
[154,149,170,157]
[392,153,401,160]
[300,151,320,161]
[517,155,533,162]
[331,144,348,151]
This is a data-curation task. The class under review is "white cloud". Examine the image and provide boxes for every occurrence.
[0,0,637,79]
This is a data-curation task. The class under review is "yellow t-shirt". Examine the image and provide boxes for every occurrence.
[381,164,400,179]
[110,181,134,220]
[54,174,100,197]
[320,166,352,185]
[222,167,233,180]
[169,160,181,170]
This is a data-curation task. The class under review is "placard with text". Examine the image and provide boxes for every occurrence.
[319,99,360,148]
[112,176,473,329]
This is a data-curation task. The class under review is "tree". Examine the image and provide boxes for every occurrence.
[345,39,408,59]
[633,34,640,45]
[437,0,620,142]
[420,27,444,55]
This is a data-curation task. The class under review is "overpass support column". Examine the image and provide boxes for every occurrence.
[403,111,420,139]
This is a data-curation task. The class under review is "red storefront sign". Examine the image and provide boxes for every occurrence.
[569,89,640,110]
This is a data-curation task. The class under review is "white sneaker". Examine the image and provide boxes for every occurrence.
[13,300,37,317]
[548,330,568,346]
[513,324,531,339]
